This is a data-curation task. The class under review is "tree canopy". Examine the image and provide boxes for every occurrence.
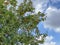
[0,0,47,45]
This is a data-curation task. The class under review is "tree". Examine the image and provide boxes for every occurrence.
[0,0,47,45]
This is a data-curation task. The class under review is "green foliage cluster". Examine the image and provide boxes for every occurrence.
[0,0,47,45]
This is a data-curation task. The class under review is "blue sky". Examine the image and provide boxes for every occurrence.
[17,0,60,45]
[38,22,60,45]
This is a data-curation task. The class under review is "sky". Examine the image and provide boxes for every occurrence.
[17,0,60,45]
[34,0,60,45]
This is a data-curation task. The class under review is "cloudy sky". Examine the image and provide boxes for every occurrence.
[35,0,60,45]
[17,0,60,45]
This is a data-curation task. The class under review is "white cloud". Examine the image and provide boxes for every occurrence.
[36,35,44,41]
[32,0,60,32]
[44,7,60,32]
[39,36,56,45]
[32,0,49,13]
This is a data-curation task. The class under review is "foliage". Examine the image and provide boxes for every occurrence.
[0,0,47,45]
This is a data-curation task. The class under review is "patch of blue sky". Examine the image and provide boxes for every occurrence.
[38,22,60,45]
[48,0,60,9]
